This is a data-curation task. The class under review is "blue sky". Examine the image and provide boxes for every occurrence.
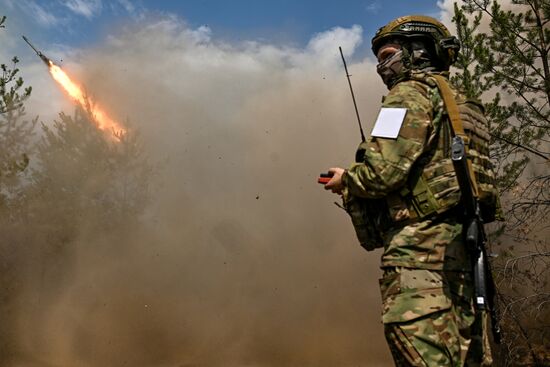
[2,0,443,56]
[0,0,451,126]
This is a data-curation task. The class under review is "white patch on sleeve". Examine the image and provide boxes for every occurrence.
[370,108,407,139]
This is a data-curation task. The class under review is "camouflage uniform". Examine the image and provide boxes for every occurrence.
[342,71,495,366]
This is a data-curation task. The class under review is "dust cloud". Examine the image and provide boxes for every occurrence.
[4,17,395,367]
[438,0,527,32]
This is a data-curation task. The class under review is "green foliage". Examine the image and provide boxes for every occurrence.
[0,91,37,197]
[0,57,32,114]
[27,106,153,237]
[1,16,32,114]
[452,0,550,231]
[0,15,154,362]
[452,1,550,365]
[0,15,35,208]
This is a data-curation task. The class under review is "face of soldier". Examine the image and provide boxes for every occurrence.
[376,43,404,88]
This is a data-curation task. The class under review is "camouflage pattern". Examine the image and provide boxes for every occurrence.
[341,191,385,251]
[340,71,497,365]
[381,268,492,366]
[342,71,499,270]
[343,75,440,200]
[343,72,470,270]
[380,215,470,271]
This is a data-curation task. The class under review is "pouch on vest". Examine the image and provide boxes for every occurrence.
[342,189,386,251]
[384,77,502,225]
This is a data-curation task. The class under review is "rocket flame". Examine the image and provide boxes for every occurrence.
[48,60,125,134]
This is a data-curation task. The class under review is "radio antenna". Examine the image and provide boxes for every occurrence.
[339,46,366,142]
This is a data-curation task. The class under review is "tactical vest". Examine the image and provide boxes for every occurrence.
[345,75,501,251]
[391,76,501,224]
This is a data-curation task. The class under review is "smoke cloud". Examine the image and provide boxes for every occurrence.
[437,0,525,32]
[5,16,395,367]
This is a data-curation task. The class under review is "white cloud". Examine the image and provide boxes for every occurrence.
[299,25,363,69]
[366,1,381,14]
[9,14,394,365]
[22,1,60,27]
[62,0,103,19]
[24,17,376,140]
[116,0,135,14]
[103,0,146,20]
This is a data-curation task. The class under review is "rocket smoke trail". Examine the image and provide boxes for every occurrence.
[4,20,394,366]
[22,35,125,134]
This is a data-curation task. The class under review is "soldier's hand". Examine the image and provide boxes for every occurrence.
[324,167,345,194]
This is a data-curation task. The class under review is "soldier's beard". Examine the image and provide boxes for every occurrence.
[376,50,404,88]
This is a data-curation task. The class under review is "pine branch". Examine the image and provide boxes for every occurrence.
[490,132,550,161]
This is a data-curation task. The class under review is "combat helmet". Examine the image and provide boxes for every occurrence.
[372,15,460,70]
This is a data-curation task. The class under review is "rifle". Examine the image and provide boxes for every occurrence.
[451,135,501,343]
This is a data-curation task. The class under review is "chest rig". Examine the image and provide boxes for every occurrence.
[387,75,501,225]
[345,75,501,252]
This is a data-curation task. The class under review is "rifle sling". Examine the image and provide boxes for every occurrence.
[431,75,480,198]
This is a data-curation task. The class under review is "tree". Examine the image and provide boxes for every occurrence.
[27,105,153,239]
[0,14,37,362]
[1,17,154,362]
[0,15,35,208]
[0,16,32,115]
[452,0,550,230]
[452,1,550,365]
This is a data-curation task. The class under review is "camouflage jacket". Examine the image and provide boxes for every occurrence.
[342,72,473,271]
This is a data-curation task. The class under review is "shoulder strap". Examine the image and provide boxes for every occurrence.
[431,74,480,198]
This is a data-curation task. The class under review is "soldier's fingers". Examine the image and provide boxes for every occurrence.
[328,167,341,176]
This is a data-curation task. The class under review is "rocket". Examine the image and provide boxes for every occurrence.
[22,35,51,65]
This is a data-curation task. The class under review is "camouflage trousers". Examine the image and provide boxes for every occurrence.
[379,267,492,366]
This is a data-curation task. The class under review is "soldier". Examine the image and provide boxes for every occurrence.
[323,15,501,366]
